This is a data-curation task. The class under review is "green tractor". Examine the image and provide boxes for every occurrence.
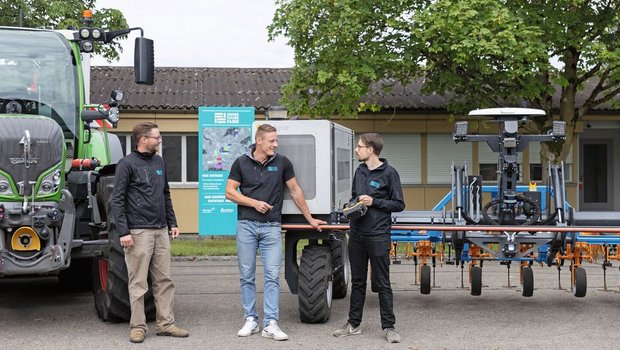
[0,11,154,321]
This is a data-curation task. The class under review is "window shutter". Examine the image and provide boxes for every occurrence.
[427,135,472,184]
[380,133,421,184]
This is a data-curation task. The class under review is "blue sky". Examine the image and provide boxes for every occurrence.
[91,0,294,67]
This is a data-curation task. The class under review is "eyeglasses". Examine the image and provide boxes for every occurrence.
[145,135,162,140]
[355,145,371,149]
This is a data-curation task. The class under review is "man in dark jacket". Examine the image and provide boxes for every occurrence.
[333,133,405,344]
[111,122,189,344]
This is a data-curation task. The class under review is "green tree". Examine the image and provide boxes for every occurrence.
[0,0,128,61]
[269,0,620,164]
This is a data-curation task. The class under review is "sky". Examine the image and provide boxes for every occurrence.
[90,0,295,68]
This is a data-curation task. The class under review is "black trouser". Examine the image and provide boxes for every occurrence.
[347,230,395,329]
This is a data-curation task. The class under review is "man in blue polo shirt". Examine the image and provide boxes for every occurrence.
[225,123,325,341]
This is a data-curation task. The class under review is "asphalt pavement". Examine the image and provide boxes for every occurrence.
[2,257,620,350]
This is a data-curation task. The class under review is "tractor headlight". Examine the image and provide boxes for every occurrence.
[80,28,90,39]
[40,180,54,193]
[81,41,94,53]
[0,175,13,196]
[111,90,124,102]
[37,167,62,196]
[91,29,102,39]
[108,106,120,124]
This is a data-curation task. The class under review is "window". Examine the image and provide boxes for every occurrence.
[112,132,198,185]
[278,134,317,199]
[186,135,199,182]
[162,135,182,181]
[529,142,573,182]
[427,135,472,184]
[379,133,422,185]
[115,132,134,156]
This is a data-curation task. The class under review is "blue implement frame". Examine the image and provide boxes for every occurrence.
[390,185,620,263]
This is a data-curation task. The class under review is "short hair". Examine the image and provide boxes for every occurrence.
[359,133,384,156]
[132,122,159,144]
[255,123,277,140]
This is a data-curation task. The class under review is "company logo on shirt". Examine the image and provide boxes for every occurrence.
[369,180,380,188]
[156,170,163,176]
[267,166,278,172]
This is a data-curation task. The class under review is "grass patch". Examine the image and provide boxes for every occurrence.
[171,239,238,256]
[170,238,311,257]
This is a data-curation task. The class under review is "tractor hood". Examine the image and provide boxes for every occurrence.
[0,116,63,196]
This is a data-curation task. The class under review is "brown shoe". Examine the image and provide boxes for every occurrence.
[129,329,145,343]
[156,325,189,338]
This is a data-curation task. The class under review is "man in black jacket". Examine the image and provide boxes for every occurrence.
[111,122,189,344]
[333,133,404,343]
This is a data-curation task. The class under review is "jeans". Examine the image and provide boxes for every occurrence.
[236,220,282,326]
[348,231,395,329]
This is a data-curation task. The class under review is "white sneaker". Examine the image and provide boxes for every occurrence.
[261,320,288,341]
[237,317,259,337]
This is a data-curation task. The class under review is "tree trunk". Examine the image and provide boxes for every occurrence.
[540,47,579,168]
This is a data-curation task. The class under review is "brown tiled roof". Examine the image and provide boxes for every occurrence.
[90,66,619,112]
[90,67,290,112]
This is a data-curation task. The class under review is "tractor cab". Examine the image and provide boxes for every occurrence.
[0,27,78,139]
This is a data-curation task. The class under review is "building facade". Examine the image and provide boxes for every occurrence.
[91,67,620,233]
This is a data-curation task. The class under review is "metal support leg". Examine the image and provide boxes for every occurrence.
[504,262,512,288]
[432,257,437,288]
[413,250,418,285]
[603,264,608,291]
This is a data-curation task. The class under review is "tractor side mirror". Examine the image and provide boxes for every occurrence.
[134,37,154,85]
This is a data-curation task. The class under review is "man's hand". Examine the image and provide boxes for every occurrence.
[253,200,273,214]
[357,195,374,206]
[308,217,327,231]
[170,227,180,239]
[120,235,134,248]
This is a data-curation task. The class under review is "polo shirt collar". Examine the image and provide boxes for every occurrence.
[246,144,276,165]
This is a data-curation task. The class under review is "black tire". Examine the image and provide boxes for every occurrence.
[93,176,156,322]
[59,258,93,292]
[329,231,349,299]
[420,264,431,295]
[298,245,333,323]
[521,266,534,297]
[573,266,587,298]
[471,265,482,296]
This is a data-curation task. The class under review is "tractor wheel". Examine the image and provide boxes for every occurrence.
[329,231,349,299]
[93,179,155,322]
[92,226,156,322]
[573,267,587,298]
[59,258,93,292]
[521,266,534,297]
[298,245,333,323]
[470,265,482,296]
[420,264,431,295]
